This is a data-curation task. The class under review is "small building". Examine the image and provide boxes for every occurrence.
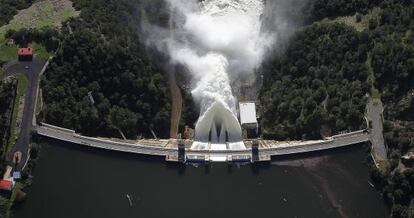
[0,180,13,197]
[239,102,258,138]
[0,180,13,190]
[6,39,15,46]
[18,47,33,62]
[12,171,21,180]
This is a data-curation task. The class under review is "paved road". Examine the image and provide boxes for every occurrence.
[0,59,46,169]
[37,122,370,162]
[366,98,387,161]
[36,124,178,157]
[0,58,378,164]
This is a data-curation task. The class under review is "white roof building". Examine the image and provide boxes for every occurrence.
[239,102,258,126]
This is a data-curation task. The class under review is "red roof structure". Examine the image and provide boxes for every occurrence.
[0,180,13,190]
[17,47,33,56]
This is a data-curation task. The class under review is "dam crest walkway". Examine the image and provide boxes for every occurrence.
[36,123,370,162]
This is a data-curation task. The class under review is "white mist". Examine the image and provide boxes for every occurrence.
[166,0,272,149]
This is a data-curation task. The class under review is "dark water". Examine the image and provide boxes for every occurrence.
[13,139,389,218]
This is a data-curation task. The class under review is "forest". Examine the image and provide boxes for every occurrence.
[1,0,413,215]
[368,1,414,217]
[310,0,382,20]
[0,0,33,26]
[261,0,414,217]
[5,27,61,51]
[37,0,172,139]
[371,1,414,122]
[259,22,369,140]
[0,80,16,159]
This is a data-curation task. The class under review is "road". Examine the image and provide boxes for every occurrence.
[0,59,46,169]
[366,98,387,161]
[0,59,383,164]
[36,123,177,157]
[36,122,370,162]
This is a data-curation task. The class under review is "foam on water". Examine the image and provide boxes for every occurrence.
[193,101,242,143]
[166,0,268,148]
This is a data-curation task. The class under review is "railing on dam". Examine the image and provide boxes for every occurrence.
[36,123,370,161]
[37,123,177,156]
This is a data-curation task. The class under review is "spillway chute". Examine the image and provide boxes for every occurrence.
[192,101,245,150]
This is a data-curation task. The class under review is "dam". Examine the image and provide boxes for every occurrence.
[31,0,377,163]
[36,122,370,163]
[170,0,269,155]
[193,101,245,152]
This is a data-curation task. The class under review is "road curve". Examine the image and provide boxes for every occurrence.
[1,59,46,169]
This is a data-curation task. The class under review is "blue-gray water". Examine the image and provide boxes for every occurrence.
[13,139,389,218]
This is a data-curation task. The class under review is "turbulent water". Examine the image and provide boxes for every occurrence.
[167,0,272,146]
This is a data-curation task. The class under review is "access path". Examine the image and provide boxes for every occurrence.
[0,59,46,169]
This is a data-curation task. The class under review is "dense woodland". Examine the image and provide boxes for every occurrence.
[6,27,61,51]
[0,0,33,26]
[261,0,414,217]
[1,0,413,216]
[371,1,414,121]
[368,1,414,217]
[0,80,16,158]
[260,23,369,139]
[310,0,382,20]
[0,0,195,139]
[37,0,173,139]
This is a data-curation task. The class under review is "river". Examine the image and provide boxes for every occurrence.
[13,139,389,218]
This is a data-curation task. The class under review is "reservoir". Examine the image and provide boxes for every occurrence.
[13,139,389,218]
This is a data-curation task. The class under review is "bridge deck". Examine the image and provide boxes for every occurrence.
[36,123,369,162]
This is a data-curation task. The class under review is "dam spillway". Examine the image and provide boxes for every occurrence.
[36,122,371,163]
[192,98,244,151]
[168,0,268,152]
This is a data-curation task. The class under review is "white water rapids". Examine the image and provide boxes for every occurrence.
[166,0,272,149]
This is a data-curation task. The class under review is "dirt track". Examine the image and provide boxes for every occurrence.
[169,70,182,138]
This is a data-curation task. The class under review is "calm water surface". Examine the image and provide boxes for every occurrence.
[13,139,389,218]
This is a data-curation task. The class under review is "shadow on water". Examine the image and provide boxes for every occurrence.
[270,142,369,163]
[39,137,369,169]
[13,137,388,218]
[250,161,270,175]
[38,137,166,162]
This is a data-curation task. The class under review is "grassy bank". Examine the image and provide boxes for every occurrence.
[0,142,41,218]
[0,182,23,218]
[0,79,17,158]
[366,52,381,99]
[35,88,42,117]
[0,42,51,63]
[5,74,28,157]
[0,0,80,63]
[31,43,50,60]
[0,0,79,42]
[0,43,18,63]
